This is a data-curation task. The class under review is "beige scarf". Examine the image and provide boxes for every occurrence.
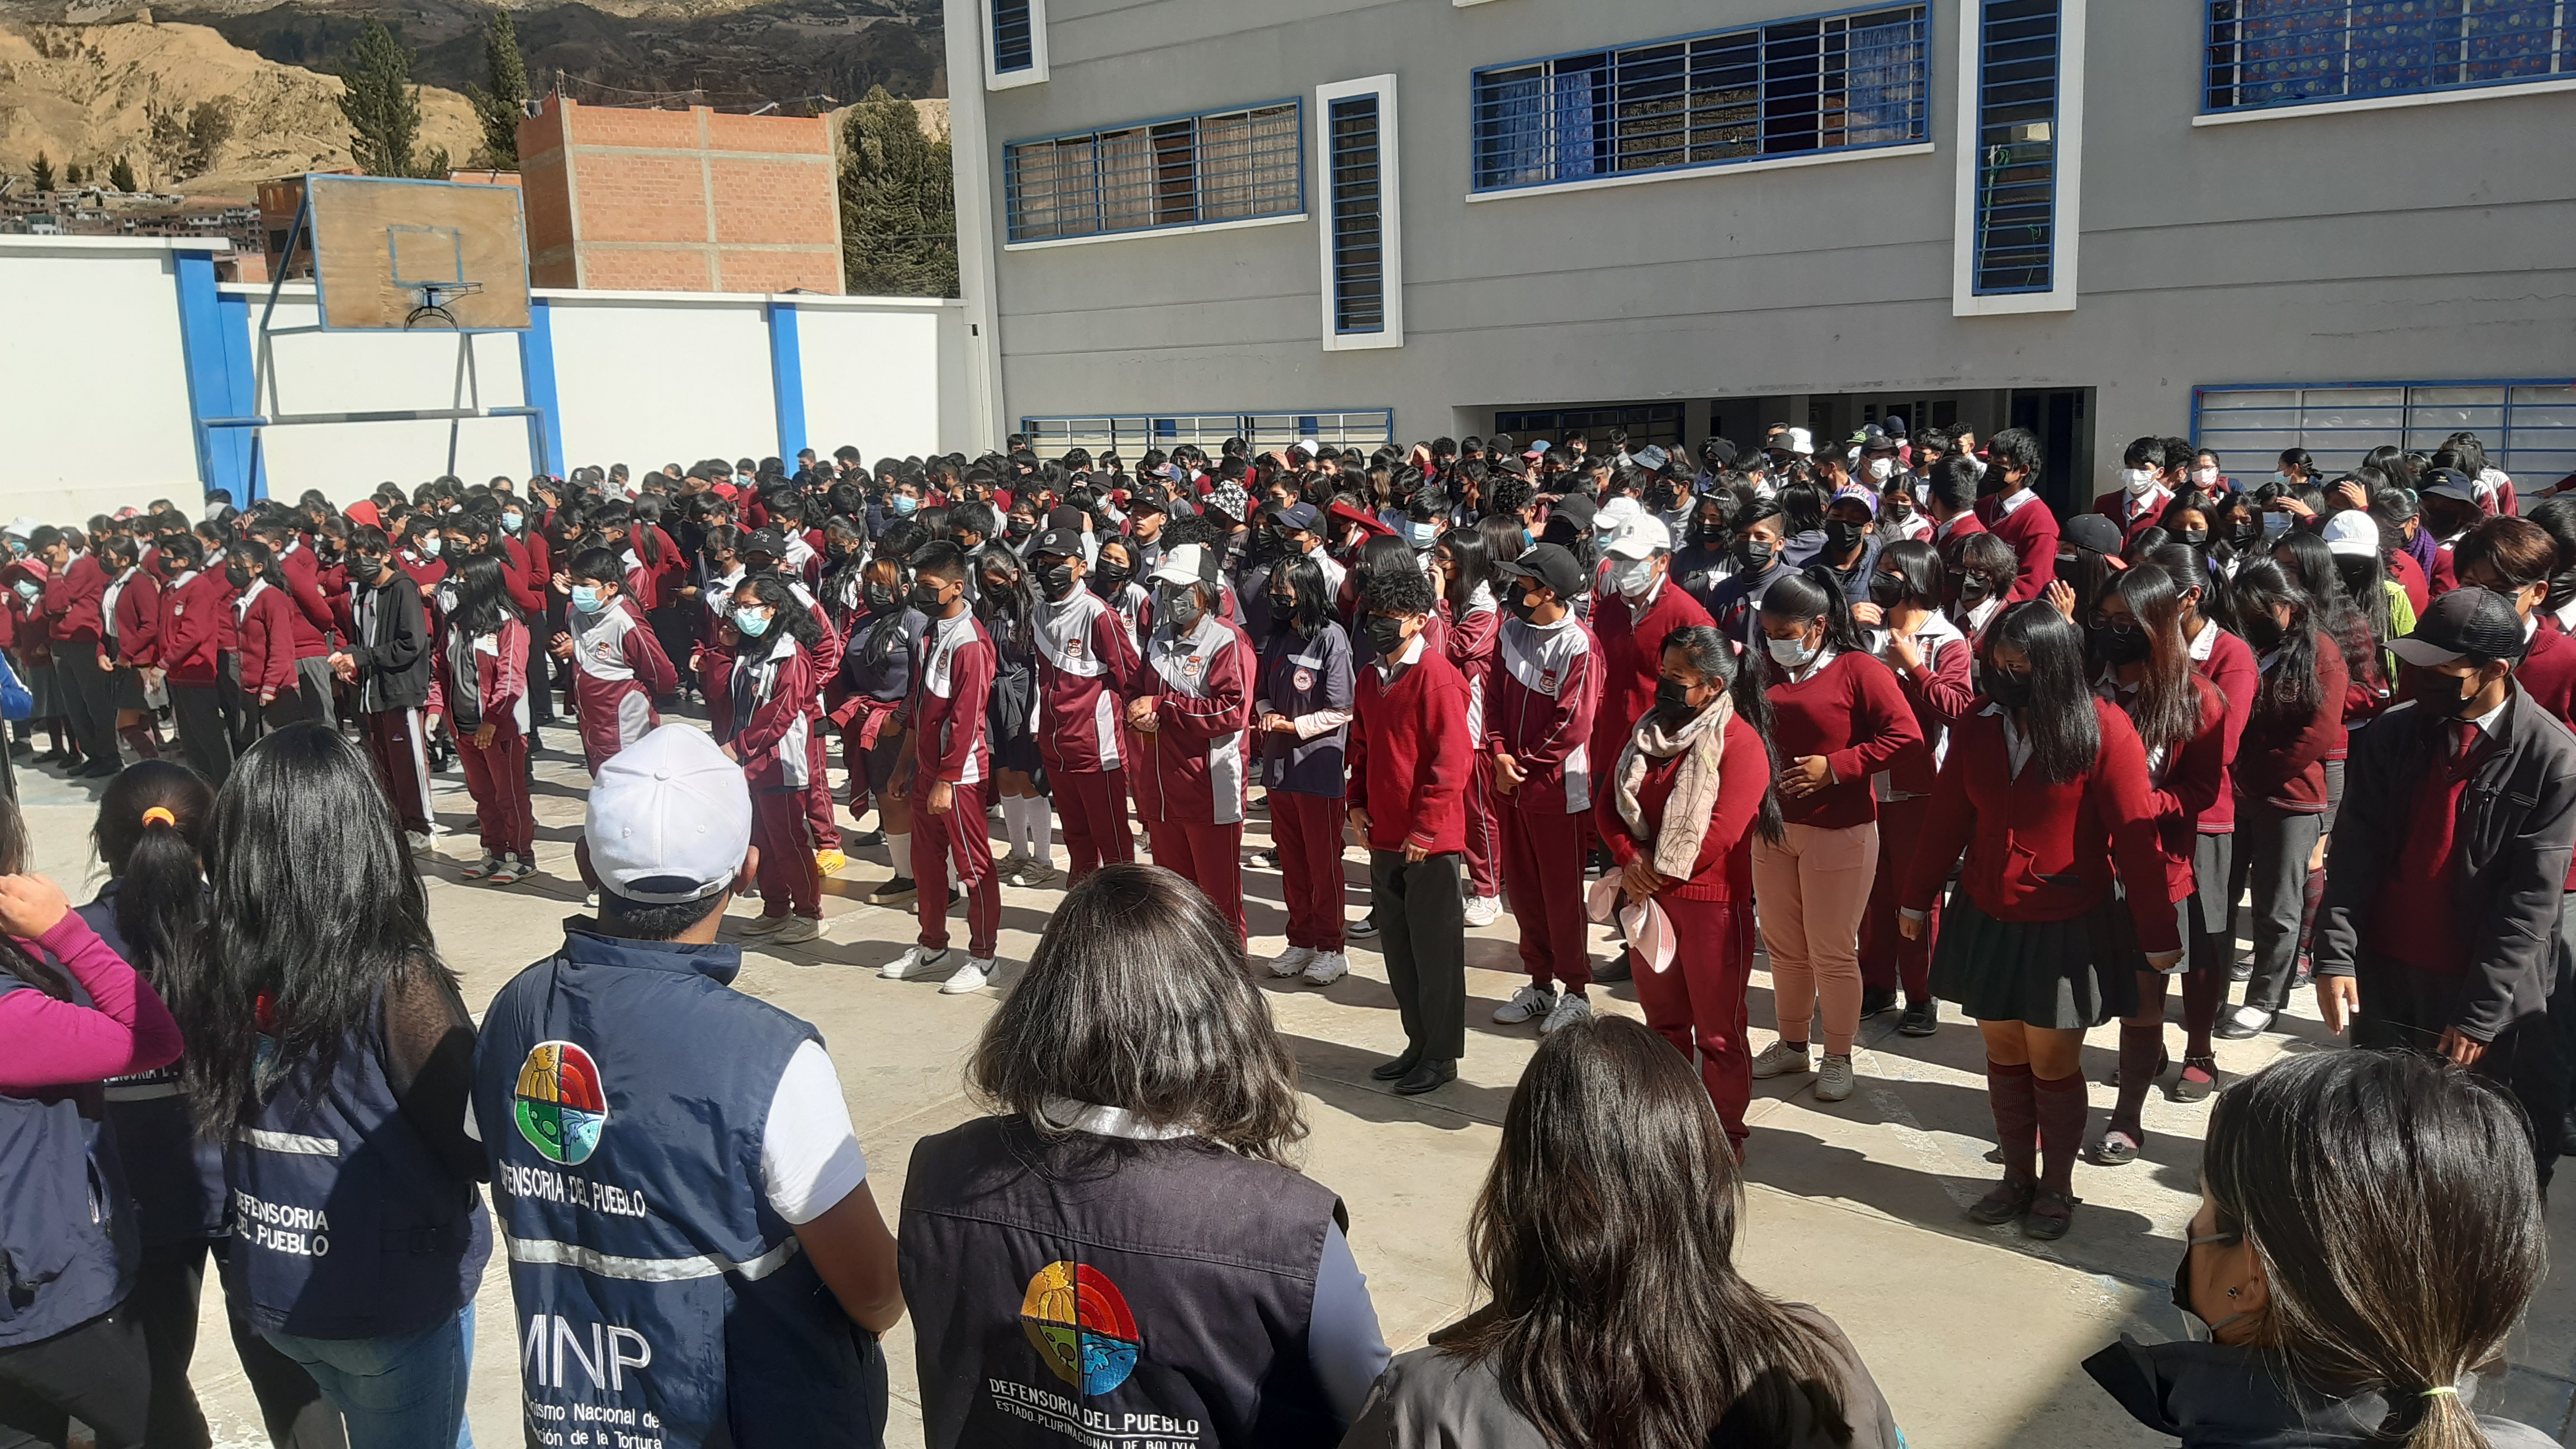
[1612,692,1735,880]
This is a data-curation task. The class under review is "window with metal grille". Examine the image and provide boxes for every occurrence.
[1020,411,1396,455]
[991,0,1034,74]
[2203,1,2572,115]
[1469,3,1928,193]
[1972,0,2060,295]
[1328,94,1384,334]
[1004,101,1303,244]
[1492,405,1687,449]
[2193,381,2576,481]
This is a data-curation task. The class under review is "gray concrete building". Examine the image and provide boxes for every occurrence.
[941,0,2576,514]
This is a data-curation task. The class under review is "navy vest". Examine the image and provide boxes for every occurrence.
[79,891,226,1248]
[900,1116,1344,1449]
[0,963,139,1348]
[221,988,492,1340]
[472,925,883,1449]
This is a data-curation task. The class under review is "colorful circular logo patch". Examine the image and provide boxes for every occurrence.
[1020,1261,1140,1395]
[512,1041,607,1166]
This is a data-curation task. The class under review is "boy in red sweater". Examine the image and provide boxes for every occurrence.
[880,542,1007,993]
[1349,561,1472,1096]
[1971,427,2061,604]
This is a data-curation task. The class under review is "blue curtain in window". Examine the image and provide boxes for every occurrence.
[1844,17,1923,142]
[1480,73,1547,187]
[2352,0,2464,94]
[2466,0,2556,79]
[2238,0,2349,106]
[1552,69,1598,180]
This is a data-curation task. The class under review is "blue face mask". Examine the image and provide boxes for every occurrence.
[891,496,919,517]
[501,512,525,534]
[570,584,605,614]
[735,607,771,637]
[420,537,444,558]
[1408,519,1441,547]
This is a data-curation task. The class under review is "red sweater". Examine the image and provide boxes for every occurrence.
[1588,579,1714,770]
[1349,643,1471,855]
[1902,699,2180,953]
[108,571,160,666]
[276,543,335,655]
[1762,650,1921,829]
[2388,549,2430,616]
[1877,621,1976,795]
[1595,713,1769,901]
[2119,674,2229,905]
[2190,621,2258,834]
[233,580,302,702]
[157,569,231,686]
[2234,632,2347,811]
[1973,490,2060,603]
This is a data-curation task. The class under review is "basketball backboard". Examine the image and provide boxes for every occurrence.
[300,174,531,332]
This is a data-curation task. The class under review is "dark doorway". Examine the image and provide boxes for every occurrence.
[2009,387,2094,519]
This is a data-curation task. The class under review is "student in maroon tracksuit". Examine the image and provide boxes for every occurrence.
[720,571,827,944]
[1427,528,1503,924]
[880,542,1007,992]
[1255,553,1357,986]
[1027,527,1143,883]
[1588,515,1715,977]
[742,529,845,876]
[1971,427,2061,605]
[224,540,305,733]
[1853,539,1974,1036]
[1485,543,1603,1034]
[1126,543,1257,950]
[1350,558,1474,1097]
[554,547,679,774]
[431,554,535,884]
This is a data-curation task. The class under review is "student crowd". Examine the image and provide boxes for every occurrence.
[2,419,2571,1449]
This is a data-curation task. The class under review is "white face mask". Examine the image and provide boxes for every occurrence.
[2190,466,2218,488]
[1765,633,1818,669]
[2120,468,2158,498]
[1866,457,1895,482]
[1609,556,1659,598]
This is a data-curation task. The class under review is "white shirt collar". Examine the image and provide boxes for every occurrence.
[2186,615,2221,663]
[1787,643,1838,684]
[2464,690,2512,738]
[1994,485,2038,519]
[1375,630,1425,681]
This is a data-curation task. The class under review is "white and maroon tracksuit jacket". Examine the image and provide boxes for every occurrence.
[1032,589,1143,775]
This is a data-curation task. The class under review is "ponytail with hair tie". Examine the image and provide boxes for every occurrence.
[141,807,176,828]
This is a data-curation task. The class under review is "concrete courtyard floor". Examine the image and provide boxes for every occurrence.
[19,725,2576,1449]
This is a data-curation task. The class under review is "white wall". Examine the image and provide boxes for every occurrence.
[797,299,952,460]
[1,240,203,522]
[546,293,780,476]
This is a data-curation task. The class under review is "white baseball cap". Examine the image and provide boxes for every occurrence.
[2322,510,2381,558]
[1604,514,1673,559]
[1147,541,1210,589]
[584,724,752,905]
[1784,428,1815,457]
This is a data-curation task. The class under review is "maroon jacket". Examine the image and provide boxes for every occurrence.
[276,543,336,656]
[1128,613,1253,826]
[2190,619,2258,834]
[43,553,108,644]
[1588,578,1715,778]
[2233,632,2348,813]
[108,570,161,667]
[233,580,302,702]
[1349,642,1471,855]
[1973,489,2060,604]
[156,569,231,686]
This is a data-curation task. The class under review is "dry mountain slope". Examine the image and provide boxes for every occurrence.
[0,17,480,193]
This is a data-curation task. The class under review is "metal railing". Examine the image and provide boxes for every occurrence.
[1020,410,1396,456]
[1005,100,1303,244]
[1972,0,2061,294]
[2191,380,2576,480]
[1327,94,1385,335]
[2203,0,2572,113]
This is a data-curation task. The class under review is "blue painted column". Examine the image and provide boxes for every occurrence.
[172,250,262,501]
[765,300,806,464]
[517,296,567,477]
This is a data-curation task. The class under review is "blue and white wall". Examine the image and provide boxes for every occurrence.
[1,235,978,525]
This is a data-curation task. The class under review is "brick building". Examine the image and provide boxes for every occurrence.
[517,96,844,293]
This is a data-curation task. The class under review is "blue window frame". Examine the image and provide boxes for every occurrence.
[991,0,1035,74]
[1004,101,1303,244]
[2191,380,2576,480]
[1327,94,1385,335]
[2203,1,2572,114]
[1469,3,1928,193]
[1019,410,1394,454]
[1972,0,2061,294]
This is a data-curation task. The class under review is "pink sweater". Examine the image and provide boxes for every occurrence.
[0,913,184,1092]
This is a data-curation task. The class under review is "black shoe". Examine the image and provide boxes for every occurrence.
[1898,999,1939,1036]
[2214,1007,2272,1041]
[74,757,120,779]
[1370,1049,1423,1082]
[30,749,62,765]
[846,827,886,849]
[2560,1113,2576,1159]
[1860,986,1898,1018]
[1590,954,1631,984]
[1391,1059,1457,1096]
[6,740,26,759]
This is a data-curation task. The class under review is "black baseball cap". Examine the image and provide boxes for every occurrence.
[2062,513,2127,560]
[1494,542,1585,599]
[1547,494,1599,533]
[1030,528,1085,561]
[2389,585,2527,667]
[742,527,787,559]
[2419,467,2480,505]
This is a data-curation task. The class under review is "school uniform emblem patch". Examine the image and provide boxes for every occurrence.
[1292,667,1315,692]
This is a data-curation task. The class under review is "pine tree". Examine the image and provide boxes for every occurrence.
[30,152,53,192]
[109,155,136,192]
[463,6,529,170]
[839,87,956,298]
[184,101,233,179]
[64,162,84,186]
[338,17,427,178]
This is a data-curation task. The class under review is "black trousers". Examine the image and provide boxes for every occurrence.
[1370,850,1467,1061]
[53,639,117,767]
[125,1239,344,1449]
[215,654,255,756]
[0,1306,150,1449]
[2354,952,2563,1188]
[293,656,338,731]
[167,683,233,787]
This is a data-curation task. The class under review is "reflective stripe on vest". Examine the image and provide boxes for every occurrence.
[239,1128,340,1157]
[501,1228,802,1284]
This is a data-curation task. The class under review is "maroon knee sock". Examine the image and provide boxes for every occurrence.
[117,723,159,761]
[1987,1060,2038,1183]
[2111,1017,2164,1135]
[2181,969,2227,1059]
[2034,1072,2089,1194]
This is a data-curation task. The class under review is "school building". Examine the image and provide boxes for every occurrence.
[940,0,2576,514]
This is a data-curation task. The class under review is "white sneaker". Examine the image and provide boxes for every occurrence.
[1816,1053,1857,1102]
[1462,894,1503,927]
[406,830,434,855]
[462,853,496,879]
[486,855,523,885]
[1266,945,1318,978]
[880,945,952,981]
[1493,983,1555,1024]
[739,913,787,937]
[940,956,995,994]
[1539,992,1593,1035]
[772,915,823,945]
[1301,951,1349,987]
[1750,1040,1813,1078]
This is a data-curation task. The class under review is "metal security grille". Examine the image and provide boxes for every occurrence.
[1972,0,2061,295]
[991,0,1035,73]
[2192,381,2576,481]
[2203,1,2571,113]
[1020,411,1396,456]
[1005,101,1302,244]
[1493,404,1687,449]
[1328,95,1385,335]
[1469,3,1927,192]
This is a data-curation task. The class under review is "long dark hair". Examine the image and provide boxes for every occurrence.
[2272,530,2384,689]
[2231,558,2324,724]
[1665,625,1783,845]
[444,552,513,639]
[164,724,450,1133]
[969,864,1305,1162]
[731,572,826,659]
[1435,527,1493,617]
[1758,567,1867,656]
[2100,566,2200,763]
[1986,603,2098,784]
[970,542,1036,651]
[93,760,215,985]
[2204,1052,2542,1449]
[1445,1016,1854,1449]
[1268,554,1330,642]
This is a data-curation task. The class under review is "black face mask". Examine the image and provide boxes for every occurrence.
[1734,537,1775,571]
[911,581,948,610]
[1983,668,2034,708]
[1162,591,1206,634]
[2232,520,2266,548]
[1652,676,1698,725]
[1823,520,1865,556]
[1040,564,1078,600]
[1363,615,1409,659]
[1092,563,1133,592]
[2241,615,2287,652]
[1867,571,1908,608]
[2431,667,2492,718]
[2177,528,2210,548]
[1267,590,1296,617]
[2092,619,2151,666]
[1692,522,1730,547]
[224,565,250,590]
[863,583,899,613]
[1008,521,1034,541]
[1506,589,1543,622]
[1958,574,1996,605]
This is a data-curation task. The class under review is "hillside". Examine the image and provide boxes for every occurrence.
[0,17,482,192]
